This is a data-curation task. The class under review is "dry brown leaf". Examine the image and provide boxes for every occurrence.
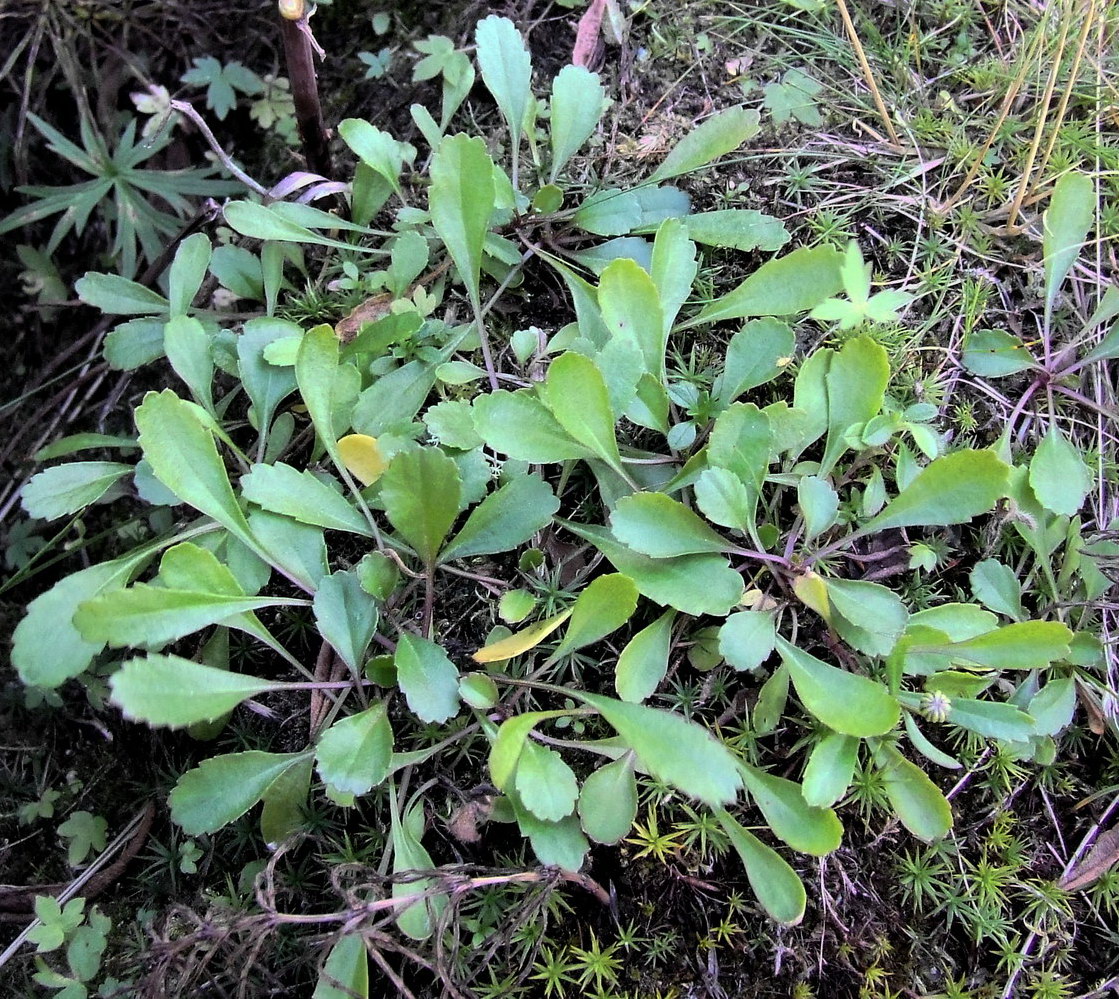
[572,0,606,68]
[1059,824,1119,892]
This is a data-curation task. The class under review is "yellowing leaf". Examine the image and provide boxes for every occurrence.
[793,571,830,621]
[472,610,572,663]
[337,433,388,486]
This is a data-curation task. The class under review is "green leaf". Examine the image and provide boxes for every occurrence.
[615,610,675,703]
[821,336,889,475]
[946,698,1035,742]
[260,756,312,846]
[825,577,909,658]
[577,754,637,845]
[514,802,589,871]
[550,573,639,660]
[937,621,1072,670]
[707,403,771,495]
[549,65,607,181]
[380,448,462,567]
[514,741,579,821]
[719,611,776,672]
[167,231,212,316]
[472,389,591,462]
[962,330,1036,377]
[1043,171,1094,310]
[390,796,443,940]
[440,475,558,562]
[33,432,138,462]
[689,246,843,327]
[315,702,393,796]
[430,133,495,309]
[170,751,310,834]
[238,318,299,435]
[903,714,962,770]
[802,732,859,808]
[563,520,744,617]
[649,106,759,183]
[395,633,461,723]
[658,209,789,252]
[241,463,370,536]
[313,934,369,999]
[295,324,345,465]
[715,809,806,925]
[598,258,666,381]
[474,16,532,158]
[574,692,742,807]
[21,461,132,520]
[650,218,698,333]
[763,68,823,126]
[874,744,952,842]
[109,654,278,727]
[1029,678,1076,736]
[610,492,729,557]
[249,510,328,590]
[314,569,379,670]
[1029,424,1092,517]
[861,450,1009,533]
[135,390,259,555]
[969,559,1024,620]
[776,637,900,736]
[797,475,838,542]
[738,763,842,855]
[74,582,288,650]
[489,712,554,790]
[75,271,168,315]
[714,319,795,407]
[223,201,364,251]
[338,119,413,196]
[694,467,754,532]
[352,359,437,437]
[541,353,624,474]
[164,315,214,411]
[12,550,153,688]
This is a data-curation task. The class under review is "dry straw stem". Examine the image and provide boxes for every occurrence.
[833,0,901,148]
[939,26,1043,213]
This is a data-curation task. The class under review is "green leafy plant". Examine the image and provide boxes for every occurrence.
[0,113,241,278]
[10,14,1113,995]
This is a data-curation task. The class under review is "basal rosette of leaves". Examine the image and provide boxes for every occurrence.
[13,17,1107,970]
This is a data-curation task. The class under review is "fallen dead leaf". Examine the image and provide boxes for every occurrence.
[1060,824,1119,892]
